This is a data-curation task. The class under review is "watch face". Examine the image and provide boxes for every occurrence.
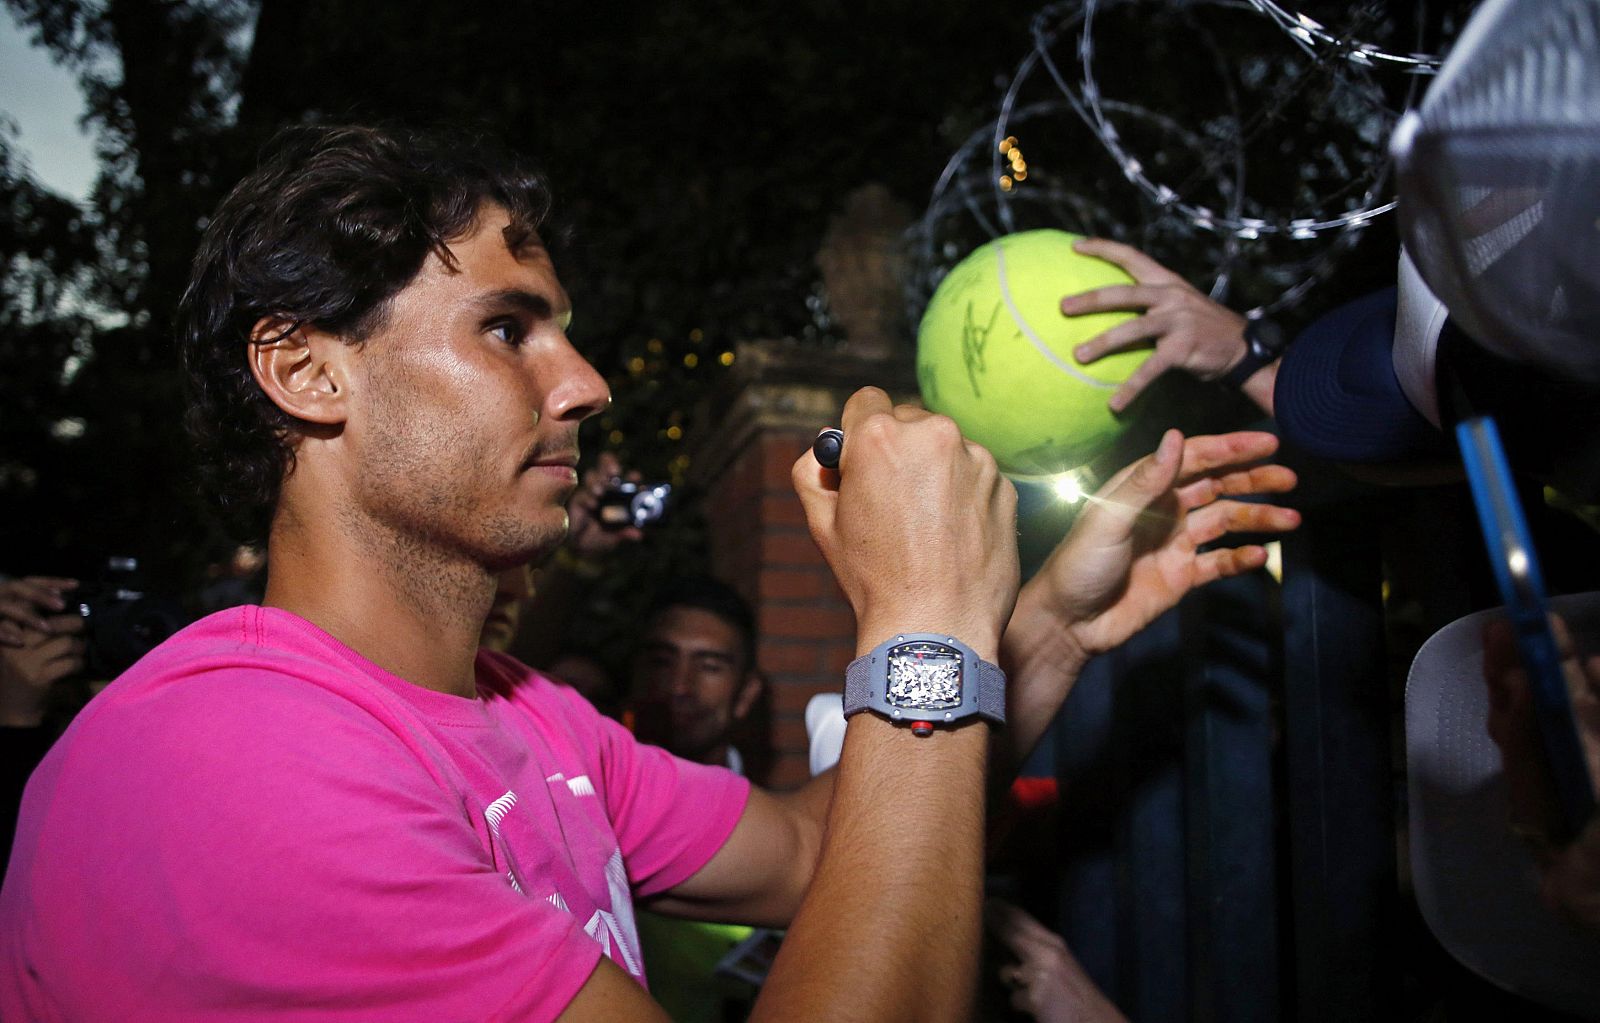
[885,640,963,711]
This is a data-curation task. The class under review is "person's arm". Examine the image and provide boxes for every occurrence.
[753,387,1015,1022]
[650,429,1301,931]
[0,621,81,873]
[0,619,84,728]
[573,388,1018,1020]
[1061,238,1277,415]
[624,388,1017,1022]
[998,429,1299,768]
[638,768,833,927]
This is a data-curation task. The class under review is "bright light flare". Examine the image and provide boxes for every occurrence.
[1052,473,1085,504]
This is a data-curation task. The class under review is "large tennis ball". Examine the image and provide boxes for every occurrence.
[916,230,1148,476]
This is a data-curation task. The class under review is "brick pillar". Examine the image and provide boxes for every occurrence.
[690,340,915,789]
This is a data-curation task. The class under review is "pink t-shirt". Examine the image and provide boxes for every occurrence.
[0,606,750,1022]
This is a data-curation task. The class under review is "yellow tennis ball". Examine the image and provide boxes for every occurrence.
[916,230,1148,476]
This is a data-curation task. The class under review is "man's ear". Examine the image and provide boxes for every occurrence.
[732,670,765,722]
[247,315,352,425]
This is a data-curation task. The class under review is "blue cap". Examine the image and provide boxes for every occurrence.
[1276,287,1449,463]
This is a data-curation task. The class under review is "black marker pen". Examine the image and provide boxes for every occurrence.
[812,429,844,469]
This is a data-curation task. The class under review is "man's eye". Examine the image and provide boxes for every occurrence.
[489,321,525,345]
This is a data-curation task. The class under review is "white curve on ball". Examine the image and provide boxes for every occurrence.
[995,242,1115,390]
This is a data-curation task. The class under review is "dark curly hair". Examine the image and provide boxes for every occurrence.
[177,123,554,542]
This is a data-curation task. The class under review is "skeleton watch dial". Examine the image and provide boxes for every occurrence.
[884,640,964,711]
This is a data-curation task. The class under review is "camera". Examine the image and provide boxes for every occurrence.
[596,479,673,530]
[75,557,187,678]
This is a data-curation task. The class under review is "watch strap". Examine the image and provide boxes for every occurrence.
[1220,317,1287,388]
[843,640,1006,725]
[975,659,1007,724]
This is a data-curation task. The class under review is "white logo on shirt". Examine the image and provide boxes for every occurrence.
[490,790,640,976]
[485,791,518,837]
[484,791,528,895]
[565,775,596,797]
[581,849,643,976]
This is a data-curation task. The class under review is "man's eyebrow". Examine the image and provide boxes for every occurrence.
[471,288,573,329]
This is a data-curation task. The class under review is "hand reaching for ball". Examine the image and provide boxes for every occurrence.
[1060,238,1268,413]
[916,230,1154,475]
[999,428,1300,760]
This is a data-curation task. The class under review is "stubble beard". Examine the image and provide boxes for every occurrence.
[349,383,567,619]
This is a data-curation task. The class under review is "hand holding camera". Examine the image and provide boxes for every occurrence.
[0,577,80,648]
[0,621,83,730]
[564,452,663,559]
[596,479,673,531]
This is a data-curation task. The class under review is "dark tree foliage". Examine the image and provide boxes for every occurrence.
[0,0,1468,611]
[1,0,250,591]
[0,126,98,531]
[0,0,1030,601]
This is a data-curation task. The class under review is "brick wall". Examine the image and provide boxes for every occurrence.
[689,337,916,789]
[707,429,857,790]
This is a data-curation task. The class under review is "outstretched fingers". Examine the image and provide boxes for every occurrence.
[1190,544,1272,586]
[985,898,1065,956]
[1095,431,1290,509]
[1164,433,1297,512]
[1173,432,1280,481]
[1177,464,1299,512]
[1059,283,1171,317]
[1108,355,1172,413]
[1073,314,1162,364]
[1185,499,1300,548]
[1092,429,1185,523]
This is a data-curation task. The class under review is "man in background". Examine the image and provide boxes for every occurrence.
[629,576,770,1020]
[631,576,763,775]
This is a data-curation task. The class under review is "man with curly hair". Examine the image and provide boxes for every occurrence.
[0,124,1298,1021]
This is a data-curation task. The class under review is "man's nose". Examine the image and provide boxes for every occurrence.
[545,339,610,425]
[668,662,697,698]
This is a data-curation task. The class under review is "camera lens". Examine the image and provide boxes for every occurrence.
[628,484,672,527]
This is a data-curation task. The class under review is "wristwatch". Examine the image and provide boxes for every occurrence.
[843,633,1006,736]
[1219,316,1288,388]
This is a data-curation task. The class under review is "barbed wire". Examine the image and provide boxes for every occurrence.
[1242,0,1444,73]
[1076,0,1399,241]
[908,0,1445,322]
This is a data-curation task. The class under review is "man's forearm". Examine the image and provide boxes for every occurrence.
[995,576,1091,775]
[1242,359,1278,417]
[753,715,989,1023]
[770,577,1089,829]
